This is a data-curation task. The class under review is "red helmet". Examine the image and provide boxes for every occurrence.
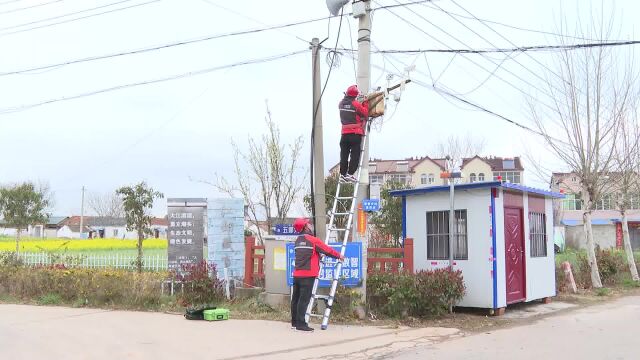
[346,85,359,97]
[293,218,311,233]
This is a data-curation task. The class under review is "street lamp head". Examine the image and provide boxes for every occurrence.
[326,0,350,16]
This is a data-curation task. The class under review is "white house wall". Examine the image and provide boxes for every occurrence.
[524,196,556,301]
[407,188,494,308]
[56,226,79,239]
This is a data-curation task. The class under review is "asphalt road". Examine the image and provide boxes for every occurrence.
[391,295,640,360]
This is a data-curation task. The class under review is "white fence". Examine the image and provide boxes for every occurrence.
[18,252,168,272]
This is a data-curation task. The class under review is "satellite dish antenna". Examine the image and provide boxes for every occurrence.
[326,0,350,16]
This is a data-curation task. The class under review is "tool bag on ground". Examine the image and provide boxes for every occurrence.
[184,304,217,320]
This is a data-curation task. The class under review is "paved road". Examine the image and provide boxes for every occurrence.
[391,295,640,360]
[0,304,457,360]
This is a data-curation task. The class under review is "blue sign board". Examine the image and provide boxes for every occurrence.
[286,242,362,287]
[272,224,299,235]
[362,199,380,212]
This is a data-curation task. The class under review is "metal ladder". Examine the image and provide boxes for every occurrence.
[305,125,369,330]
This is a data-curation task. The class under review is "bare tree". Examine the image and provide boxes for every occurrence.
[214,103,305,244]
[433,133,486,168]
[87,191,124,218]
[530,16,637,288]
[612,111,640,282]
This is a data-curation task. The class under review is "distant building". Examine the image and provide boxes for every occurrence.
[59,216,168,239]
[0,216,68,238]
[461,156,524,184]
[551,172,640,250]
[329,155,524,187]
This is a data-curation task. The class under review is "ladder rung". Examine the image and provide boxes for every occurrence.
[336,196,356,199]
[308,314,323,318]
[329,228,347,232]
[314,295,330,300]
[332,212,352,216]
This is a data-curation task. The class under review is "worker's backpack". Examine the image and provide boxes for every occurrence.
[184,305,217,320]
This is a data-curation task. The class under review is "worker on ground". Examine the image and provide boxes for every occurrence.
[339,84,369,183]
[291,218,344,332]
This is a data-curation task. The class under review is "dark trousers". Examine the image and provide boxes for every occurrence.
[291,276,315,327]
[339,133,363,176]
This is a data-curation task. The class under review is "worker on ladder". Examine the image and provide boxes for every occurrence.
[339,85,369,183]
[290,218,344,332]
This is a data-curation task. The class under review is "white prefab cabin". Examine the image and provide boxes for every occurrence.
[390,181,562,311]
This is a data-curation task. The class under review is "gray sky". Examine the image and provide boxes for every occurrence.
[0,0,638,217]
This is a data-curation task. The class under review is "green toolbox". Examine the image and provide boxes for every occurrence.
[203,308,229,321]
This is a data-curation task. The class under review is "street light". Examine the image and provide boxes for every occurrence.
[326,0,350,15]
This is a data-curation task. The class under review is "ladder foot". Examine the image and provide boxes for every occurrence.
[321,325,328,330]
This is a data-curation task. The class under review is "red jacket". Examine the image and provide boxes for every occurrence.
[339,96,369,135]
[293,234,341,278]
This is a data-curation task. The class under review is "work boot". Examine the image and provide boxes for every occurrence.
[339,174,349,183]
[296,325,314,332]
[346,174,358,183]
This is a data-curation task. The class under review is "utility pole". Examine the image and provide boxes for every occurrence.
[353,0,372,317]
[79,186,85,239]
[311,37,327,241]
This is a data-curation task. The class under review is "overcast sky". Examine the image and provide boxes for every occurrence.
[0,0,638,217]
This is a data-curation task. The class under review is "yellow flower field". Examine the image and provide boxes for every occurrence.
[0,238,168,252]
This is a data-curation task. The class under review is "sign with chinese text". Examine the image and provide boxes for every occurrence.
[272,224,299,235]
[207,198,245,279]
[167,198,206,273]
[286,242,362,287]
[362,199,380,212]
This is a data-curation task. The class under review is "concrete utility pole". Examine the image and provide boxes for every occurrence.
[311,37,327,241]
[79,186,85,239]
[354,0,372,315]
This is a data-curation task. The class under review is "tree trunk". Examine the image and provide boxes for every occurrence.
[583,210,603,288]
[15,229,20,254]
[137,230,143,273]
[621,211,640,281]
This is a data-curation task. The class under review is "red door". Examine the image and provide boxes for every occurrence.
[504,207,526,304]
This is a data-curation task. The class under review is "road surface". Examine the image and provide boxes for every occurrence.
[390,295,640,360]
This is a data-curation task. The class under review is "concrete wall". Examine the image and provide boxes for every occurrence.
[565,224,616,249]
[406,188,494,308]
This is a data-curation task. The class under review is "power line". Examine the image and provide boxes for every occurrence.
[0,0,161,37]
[197,0,308,43]
[0,49,308,115]
[0,0,140,33]
[0,15,331,76]
[421,2,611,42]
[379,2,559,114]
[390,0,558,100]
[340,40,640,54]
[435,0,579,102]
[0,1,436,75]
[0,0,61,15]
[410,78,569,145]
[0,0,22,7]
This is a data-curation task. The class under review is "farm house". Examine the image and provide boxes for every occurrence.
[390,181,563,312]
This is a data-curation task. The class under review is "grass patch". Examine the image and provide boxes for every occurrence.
[38,293,63,305]
[595,288,611,296]
[622,278,640,288]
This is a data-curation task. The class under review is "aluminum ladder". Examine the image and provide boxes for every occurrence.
[305,125,369,330]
